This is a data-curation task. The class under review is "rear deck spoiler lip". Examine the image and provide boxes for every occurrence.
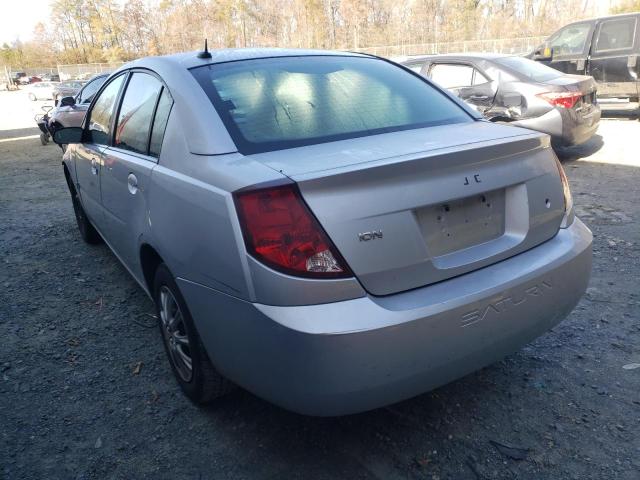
[287,130,549,181]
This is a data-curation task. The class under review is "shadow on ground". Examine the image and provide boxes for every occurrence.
[0,127,42,141]
[555,133,604,162]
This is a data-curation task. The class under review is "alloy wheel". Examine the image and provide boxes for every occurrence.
[159,286,193,382]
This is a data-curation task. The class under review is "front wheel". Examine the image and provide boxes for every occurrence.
[153,264,233,404]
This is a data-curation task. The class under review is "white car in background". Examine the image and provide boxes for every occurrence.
[27,81,59,101]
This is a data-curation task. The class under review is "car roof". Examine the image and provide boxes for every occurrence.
[128,47,367,71]
[105,48,468,157]
[402,53,511,64]
[566,12,640,24]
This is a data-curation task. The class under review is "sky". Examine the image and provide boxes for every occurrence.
[0,1,52,45]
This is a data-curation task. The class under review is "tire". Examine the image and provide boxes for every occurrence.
[28,93,36,101]
[66,177,102,244]
[39,133,49,145]
[153,264,232,404]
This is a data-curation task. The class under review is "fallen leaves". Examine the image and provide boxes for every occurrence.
[132,361,143,375]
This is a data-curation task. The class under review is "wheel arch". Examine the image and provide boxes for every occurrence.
[140,243,165,294]
[62,162,75,193]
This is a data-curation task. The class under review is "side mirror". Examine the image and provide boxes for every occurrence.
[533,45,553,61]
[60,96,76,107]
[53,127,83,145]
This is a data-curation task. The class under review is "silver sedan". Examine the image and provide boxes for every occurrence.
[53,48,592,416]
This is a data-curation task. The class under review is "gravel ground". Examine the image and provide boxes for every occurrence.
[1,90,639,480]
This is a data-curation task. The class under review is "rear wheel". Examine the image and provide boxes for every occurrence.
[153,264,232,404]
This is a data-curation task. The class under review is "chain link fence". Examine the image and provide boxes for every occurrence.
[6,36,546,86]
[57,62,125,81]
[354,36,546,59]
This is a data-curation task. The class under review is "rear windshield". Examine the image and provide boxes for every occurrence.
[494,56,562,83]
[191,56,471,154]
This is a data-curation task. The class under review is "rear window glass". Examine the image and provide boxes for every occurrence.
[191,56,471,154]
[494,56,562,83]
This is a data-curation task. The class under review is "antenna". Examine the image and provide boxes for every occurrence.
[197,39,212,59]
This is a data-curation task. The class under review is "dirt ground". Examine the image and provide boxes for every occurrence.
[1,89,639,480]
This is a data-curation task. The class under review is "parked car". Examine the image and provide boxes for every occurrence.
[530,12,640,101]
[53,80,86,105]
[402,53,601,147]
[17,75,33,85]
[26,81,59,101]
[48,73,108,132]
[53,49,592,416]
[12,72,26,84]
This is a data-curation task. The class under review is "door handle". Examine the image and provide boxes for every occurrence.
[90,158,98,175]
[127,173,138,195]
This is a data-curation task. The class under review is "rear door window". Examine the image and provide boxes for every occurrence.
[114,73,162,155]
[86,74,126,145]
[149,88,173,157]
[430,64,474,88]
[191,56,471,154]
[472,70,490,85]
[595,17,637,52]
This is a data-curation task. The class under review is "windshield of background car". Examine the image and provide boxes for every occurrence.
[548,23,591,56]
[191,55,472,154]
[494,56,563,83]
[78,77,107,104]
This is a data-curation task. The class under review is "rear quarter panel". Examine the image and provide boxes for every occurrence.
[147,114,284,300]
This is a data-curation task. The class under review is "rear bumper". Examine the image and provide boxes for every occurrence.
[512,105,601,147]
[179,219,592,416]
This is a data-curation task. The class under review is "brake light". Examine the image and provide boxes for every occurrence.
[234,182,352,278]
[537,91,582,109]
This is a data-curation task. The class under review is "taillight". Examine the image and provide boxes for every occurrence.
[234,182,352,278]
[537,91,582,109]
[554,156,574,228]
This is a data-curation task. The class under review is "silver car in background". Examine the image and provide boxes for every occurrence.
[26,81,59,101]
[54,49,592,416]
[402,54,601,147]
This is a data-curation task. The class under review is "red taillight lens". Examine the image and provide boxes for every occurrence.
[537,91,582,109]
[234,183,351,278]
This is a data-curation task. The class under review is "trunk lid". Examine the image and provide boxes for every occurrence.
[253,122,566,296]
[542,74,598,108]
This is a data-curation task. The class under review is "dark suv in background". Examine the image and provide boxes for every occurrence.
[531,13,640,101]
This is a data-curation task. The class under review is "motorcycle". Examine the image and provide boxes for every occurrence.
[35,105,54,145]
